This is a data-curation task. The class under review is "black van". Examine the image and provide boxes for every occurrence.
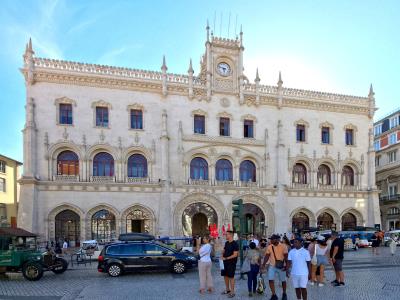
[97,240,198,277]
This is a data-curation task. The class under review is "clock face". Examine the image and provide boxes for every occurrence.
[217,62,231,76]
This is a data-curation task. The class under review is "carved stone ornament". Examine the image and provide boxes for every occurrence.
[62,127,69,140]
[126,103,145,112]
[294,119,310,127]
[216,111,233,120]
[54,96,77,107]
[82,134,87,146]
[44,132,49,148]
[319,121,334,129]
[91,99,112,109]
[343,123,358,132]
[134,132,140,144]
[99,130,105,142]
[191,109,208,117]
[220,97,231,108]
[240,114,257,123]
[324,146,329,157]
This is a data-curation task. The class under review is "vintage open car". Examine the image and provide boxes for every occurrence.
[0,227,68,281]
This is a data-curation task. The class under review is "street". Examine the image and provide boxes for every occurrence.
[0,247,399,300]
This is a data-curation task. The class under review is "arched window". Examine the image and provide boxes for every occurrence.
[239,160,256,182]
[57,151,79,175]
[127,154,147,178]
[216,159,233,181]
[342,165,354,186]
[91,209,116,242]
[317,164,331,185]
[190,157,208,180]
[93,152,114,176]
[292,163,307,184]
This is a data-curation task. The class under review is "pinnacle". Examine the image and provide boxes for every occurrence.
[255,68,260,82]
[369,83,374,97]
[161,55,167,71]
[278,71,283,86]
[188,58,194,74]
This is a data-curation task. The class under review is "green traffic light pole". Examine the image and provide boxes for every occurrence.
[232,199,245,280]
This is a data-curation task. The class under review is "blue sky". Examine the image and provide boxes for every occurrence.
[1,0,399,162]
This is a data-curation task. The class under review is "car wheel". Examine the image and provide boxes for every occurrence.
[52,258,68,274]
[172,261,186,274]
[107,263,122,277]
[22,262,44,281]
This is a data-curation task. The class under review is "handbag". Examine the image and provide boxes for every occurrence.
[256,273,265,294]
[219,258,225,270]
[240,254,251,273]
[271,245,284,269]
[311,244,318,266]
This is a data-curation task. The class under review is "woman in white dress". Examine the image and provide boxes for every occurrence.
[389,234,397,256]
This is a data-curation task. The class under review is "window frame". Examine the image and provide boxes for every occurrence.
[0,178,5,192]
[388,150,397,163]
[59,103,73,125]
[219,117,230,137]
[321,126,330,144]
[296,124,306,142]
[193,114,206,134]
[130,109,143,130]
[243,119,254,138]
[95,106,109,128]
[0,160,5,173]
[345,128,354,146]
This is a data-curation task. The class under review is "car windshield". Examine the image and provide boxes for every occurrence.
[13,236,37,250]
[155,242,176,253]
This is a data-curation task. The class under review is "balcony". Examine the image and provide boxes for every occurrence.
[187,179,210,185]
[317,184,336,190]
[215,180,235,186]
[90,176,116,183]
[186,179,260,187]
[291,183,311,189]
[341,185,358,191]
[53,175,79,182]
[125,177,150,183]
[380,194,400,202]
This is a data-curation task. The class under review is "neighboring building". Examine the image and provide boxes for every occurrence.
[0,154,22,227]
[374,108,400,230]
[18,26,380,246]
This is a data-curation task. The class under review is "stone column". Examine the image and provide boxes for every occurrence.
[158,110,171,235]
[275,120,288,233]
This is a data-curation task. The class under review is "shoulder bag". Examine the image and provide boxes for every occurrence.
[271,245,284,269]
[311,244,318,265]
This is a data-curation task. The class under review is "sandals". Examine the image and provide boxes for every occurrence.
[221,290,231,295]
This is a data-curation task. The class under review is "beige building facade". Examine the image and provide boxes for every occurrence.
[0,154,22,227]
[18,27,380,245]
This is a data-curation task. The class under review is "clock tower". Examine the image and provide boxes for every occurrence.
[198,23,245,101]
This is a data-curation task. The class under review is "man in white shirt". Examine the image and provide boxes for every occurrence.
[287,238,311,300]
[250,235,259,247]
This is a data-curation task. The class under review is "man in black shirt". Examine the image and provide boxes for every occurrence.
[329,231,345,286]
[221,230,239,298]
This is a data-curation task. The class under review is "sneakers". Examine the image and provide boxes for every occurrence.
[331,279,339,285]
[333,282,345,287]
[270,295,278,300]
[340,282,345,286]
[282,293,288,300]
[310,281,315,286]
[318,283,324,287]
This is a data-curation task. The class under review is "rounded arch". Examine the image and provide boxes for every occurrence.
[316,158,337,173]
[48,141,83,161]
[185,151,211,166]
[123,146,153,163]
[213,154,235,166]
[340,208,364,230]
[340,159,361,174]
[47,203,85,243]
[120,204,156,235]
[316,207,340,229]
[215,158,233,181]
[232,193,274,237]
[86,204,120,240]
[127,153,148,178]
[239,160,257,182]
[86,143,118,162]
[317,163,332,185]
[173,192,225,236]
[292,157,313,172]
[290,207,316,228]
[190,157,209,180]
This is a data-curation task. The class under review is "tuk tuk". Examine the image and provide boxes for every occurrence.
[0,227,68,281]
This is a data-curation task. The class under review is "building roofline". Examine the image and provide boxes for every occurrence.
[0,154,23,165]
[374,107,400,125]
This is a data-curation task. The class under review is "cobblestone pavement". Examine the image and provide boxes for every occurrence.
[1,247,400,300]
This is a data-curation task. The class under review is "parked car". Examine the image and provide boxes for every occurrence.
[0,228,68,281]
[97,234,198,277]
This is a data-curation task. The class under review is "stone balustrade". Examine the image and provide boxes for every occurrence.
[53,175,79,182]
[90,176,116,183]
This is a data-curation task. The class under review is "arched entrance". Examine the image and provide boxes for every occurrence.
[317,212,334,230]
[55,209,80,247]
[234,204,265,236]
[91,209,116,242]
[292,212,309,233]
[341,213,357,231]
[126,208,151,233]
[182,202,217,236]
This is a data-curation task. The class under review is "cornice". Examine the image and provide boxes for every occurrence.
[22,57,370,115]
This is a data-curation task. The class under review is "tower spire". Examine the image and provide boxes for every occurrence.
[369,83,374,98]
[161,55,167,72]
[255,68,260,83]
[188,58,194,74]
[277,71,283,87]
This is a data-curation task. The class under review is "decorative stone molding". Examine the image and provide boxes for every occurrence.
[86,143,119,161]
[126,103,145,112]
[220,97,231,108]
[54,96,77,107]
[339,207,364,226]
[343,123,358,132]
[240,114,258,123]
[319,121,334,129]
[216,111,233,120]
[183,134,264,146]
[289,207,317,227]
[91,99,112,109]
[85,204,120,239]
[293,119,309,127]
[191,109,208,117]
[315,207,341,227]
[122,145,153,163]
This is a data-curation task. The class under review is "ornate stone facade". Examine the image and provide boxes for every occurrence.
[18,28,380,243]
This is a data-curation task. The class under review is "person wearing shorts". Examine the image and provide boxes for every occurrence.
[287,238,311,300]
[262,234,288,300]
[330,231,345,287]
[221,231,239,298]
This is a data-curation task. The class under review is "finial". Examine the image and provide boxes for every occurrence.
[28,38,33,52]
[369,83,374,98]
[239,24,243,46]
[277,71,283,86]
[24,37,35,57]
[206,19,210,42]
[255,68,260,83]
[188,58,194,74]
[161,55,167,72]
